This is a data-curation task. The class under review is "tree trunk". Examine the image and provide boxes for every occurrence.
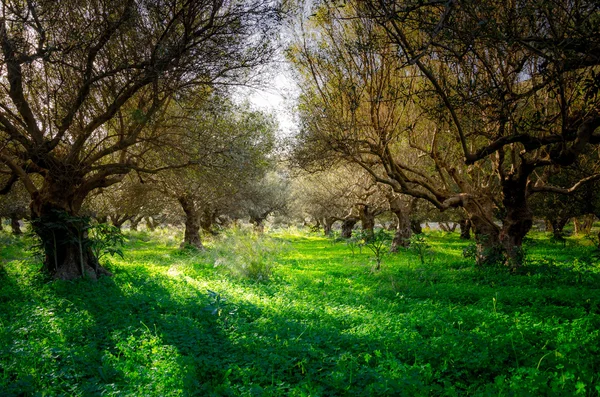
[550,217,570,240]
[145,217,159,231]
[341,218,357,238]
[498,178,533,268]
[460,195,502,266]
[200,208,218,235]
[574,215,595,236]
[110,214,129,230]
[410,220,423,234]
[10,213,22,235]
[459,219,471,240]
[129,216,142,231]
[359,205,375,239]
[30,200,112,280]
[388,193,411,252]
[178,196,203,249]
[323,217,335,236]
[390,211,411,252]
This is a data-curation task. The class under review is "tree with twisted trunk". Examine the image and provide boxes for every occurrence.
[0,0,280,279]
[290,0,600,267]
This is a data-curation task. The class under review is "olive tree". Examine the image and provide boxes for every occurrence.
[0,0,279,278]
[290,0,600,266]
[151,96,278,249]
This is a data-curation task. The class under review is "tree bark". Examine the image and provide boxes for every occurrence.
[388,193,411,252]
[30,191,112,280]
[323,217,336,236]
[498,177,533,267]
[145,217,160,231]
[341,217,358,238]
[358,205,375,239]
[178,196,203,249]
[129,216,142,231]
[10,213,22,235]
[200,208,218,235]
[109,214,129,230]
[459,219,471,239]
[550,217,570,240]
[410,220,423,234]
[574,215,595,235]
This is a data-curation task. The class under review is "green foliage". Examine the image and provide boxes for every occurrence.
[463,235,506,267]
[354,229,392,270]
[89,222,126,261]
[29,210,126,273]
[208,229,286,282]
[409,233,431,265]
[2,228,600,395]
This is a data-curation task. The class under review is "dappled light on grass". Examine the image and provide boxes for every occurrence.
[1,228,600,395]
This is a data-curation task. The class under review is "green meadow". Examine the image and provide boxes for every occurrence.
[1,228,600,396]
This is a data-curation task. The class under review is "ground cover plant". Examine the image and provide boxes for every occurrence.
[1,227,600,396]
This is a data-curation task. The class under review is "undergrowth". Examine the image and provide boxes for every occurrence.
[1,228,600,396]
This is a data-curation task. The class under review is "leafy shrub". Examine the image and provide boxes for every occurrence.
[409,233,431,265]
[353,229,392,270]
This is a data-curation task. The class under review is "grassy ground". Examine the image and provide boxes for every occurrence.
[1,227,600,396]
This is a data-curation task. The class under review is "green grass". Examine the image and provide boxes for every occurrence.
[1,228,600,396]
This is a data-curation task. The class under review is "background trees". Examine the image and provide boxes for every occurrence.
[150,95,278,248]
[289,0,600,266]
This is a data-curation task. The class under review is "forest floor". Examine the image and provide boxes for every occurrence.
[1,227,600,396]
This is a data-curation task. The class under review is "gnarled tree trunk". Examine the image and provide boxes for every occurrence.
[30,186,112,280]
[341,217,357,238]
[549,217,570,240]
[358,205,375,239]
[499,178,533,268]
[129,216,142,231]
[388,193,411,252]
[200,208,218,235]
[178,196,203,249]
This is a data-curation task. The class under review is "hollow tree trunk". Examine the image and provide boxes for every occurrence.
[388,193,411,252]
[30,190,112,280]
[10,213,22,235]
[341,217,358,238]
[178,196,203,249]
[459,219,471,240]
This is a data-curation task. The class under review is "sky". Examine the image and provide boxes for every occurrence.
[241,66,300,139]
